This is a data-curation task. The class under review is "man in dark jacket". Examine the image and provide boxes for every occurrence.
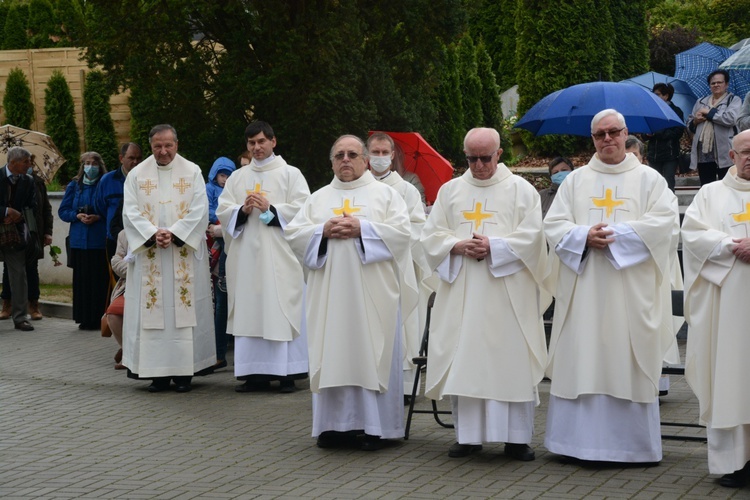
[0,147,38,331]
[646,83,685,192]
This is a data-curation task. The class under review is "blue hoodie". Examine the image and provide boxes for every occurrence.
[207,157,236,223]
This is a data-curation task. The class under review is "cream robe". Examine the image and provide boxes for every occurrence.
[421,166,548,403]
[216,156,309,343]
[286,171,418,393]
[378,171,430,392]
[544,153,677,403]
[682,167,750,473]
[122,154,215,377]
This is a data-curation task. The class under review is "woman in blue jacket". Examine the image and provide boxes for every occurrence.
[59,152,110,330]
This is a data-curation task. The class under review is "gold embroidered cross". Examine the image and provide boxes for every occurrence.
[173,178,191,194]
[245,183,267,196]
[333,198,361,216]
[592,188,625,218]
[139,179,157,195]
[732,202,750,223]
[463,202,492,230]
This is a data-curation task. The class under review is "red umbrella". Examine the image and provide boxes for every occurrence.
[369,131,453,205]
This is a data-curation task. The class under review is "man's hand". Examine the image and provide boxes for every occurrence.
[451,232,490,260]
[208,224,222,238]
[43,234,52,246]
[586,222,615,249]
[247,192,270,213]
[155,228,173,249]
[79,214,100,225]
[323,212,361,239]
[732,237,750,263]
[3,207,21,224]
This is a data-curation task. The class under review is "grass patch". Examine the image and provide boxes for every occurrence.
[40,283,72,304]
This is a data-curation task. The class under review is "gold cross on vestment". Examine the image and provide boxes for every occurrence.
[246,183,267,196]
[139,179,157,195]
[332,198,361,216]
[732,202,750,223]
[592,188,625,218]
[463,202,492,230]
[173,178,191,194]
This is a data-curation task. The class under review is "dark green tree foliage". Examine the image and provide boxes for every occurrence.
[3,68,35,129]
[476,40,504,133]
[468,0,517,91]
[3,4,29,50]
[458,34,484,130]
[0,3,10,39]
[648,25,700,76]
[83,71,118,170]
[28,0,57,48]
[55,0,86,45]
[516,0,614,155]
[434,44,465,165]
[44,70,80,182]
[82,1,463,189]
[711,0,750,46]
[609,0,649,81]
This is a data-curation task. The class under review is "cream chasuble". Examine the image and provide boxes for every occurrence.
[216,155,309,342]
[122,154,215,377]
[285,171,418,394]
[420,166,548,403]
[543,153,677,403]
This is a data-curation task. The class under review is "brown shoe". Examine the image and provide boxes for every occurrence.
[29,299,42,320]
[14,320,34,331]
[0,299,10,320]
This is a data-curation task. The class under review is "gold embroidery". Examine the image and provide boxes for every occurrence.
[731,202,750,223]
[173,177,191,194]
[333,198,362,216]
[140,179,157,195]
[463,202,492,230]
[592,188,625,218]
[176,201,190,220]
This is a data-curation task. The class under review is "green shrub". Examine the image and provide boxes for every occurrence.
[3,3,28,50]
[83,71,118,170]
[3,68,35,129]
[44,70,80,183]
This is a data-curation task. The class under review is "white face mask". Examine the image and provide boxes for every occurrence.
[369,155,392,173]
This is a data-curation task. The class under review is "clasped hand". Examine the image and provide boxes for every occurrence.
[451,232,489,260]
[242,192,269,215]
[323,212,361,239]
[587,223,614,249]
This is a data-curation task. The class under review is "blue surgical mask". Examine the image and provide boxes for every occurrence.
[84,165,100,180]
[551,170,571,186]
[27,167,33,175]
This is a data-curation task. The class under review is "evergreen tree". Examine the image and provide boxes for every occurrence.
[476,40,504,132]
[3,4,29,50]
[28,0,57,48]
[469,0,517,91]
[3,68,35,129]
[83,71,118,170]
[0,3,10,39]
[44,70,80,182]
[434,44,465,165]
[609,0,649,81]
[55,0,86,45]
[458,34,484,130]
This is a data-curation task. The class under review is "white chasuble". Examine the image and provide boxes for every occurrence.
[683,167,750,446]
[543,153,678,403]
[216,156,309,343]
[122,154,215,377]
[285,171,418,394]
[420,165,548,404]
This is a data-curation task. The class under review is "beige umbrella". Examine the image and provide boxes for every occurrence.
[0,124,66,183]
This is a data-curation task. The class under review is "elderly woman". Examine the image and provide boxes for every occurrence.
[688,69,742,185]
[58,152,110,330]
[538,157,574,218]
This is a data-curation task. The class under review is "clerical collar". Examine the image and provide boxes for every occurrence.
[373,170,391,181]
[254,154,276,168]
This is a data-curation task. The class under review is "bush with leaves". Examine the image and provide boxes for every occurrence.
[3,68,35,129]
[44,70,80,183]
[28,0,57,48]
[649,25,700,76]
[83,71,118,170]
[3,3,28,50]
[610,0,649,81]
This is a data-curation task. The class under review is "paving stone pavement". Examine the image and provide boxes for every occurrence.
[0,316,746,499]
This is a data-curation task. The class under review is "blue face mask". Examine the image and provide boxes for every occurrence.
[84,165,100,180]
[27,167,33,175]
[551,170,571,186]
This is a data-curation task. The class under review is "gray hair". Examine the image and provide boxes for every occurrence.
[591,109,626,133]
[329,135,368,161]
[149,124,178,143]
[625,135,645,157]
[464,127,501,151]
[6,146,31,164]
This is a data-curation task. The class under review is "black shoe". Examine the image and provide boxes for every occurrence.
[147,381,170,393]
[448,442,482,458]
[175,384,192,393]
[317,431,348,449]
[403,395,412,406]
[235,379,271,393]
[504,443,535,461]
[14,320,34,331]
[279,379,295,393]
[361,434,383,451]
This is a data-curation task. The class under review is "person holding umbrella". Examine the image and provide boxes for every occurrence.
[646,83,685,191]
[689,70,742,185]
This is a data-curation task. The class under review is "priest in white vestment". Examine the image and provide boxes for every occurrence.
[421,127,548,460]
[543,110,678,463]
[682,129,750,488]
[367,132,430,397]
[122,124,215,393]
[216,121,310,393]
[285,135,418,451]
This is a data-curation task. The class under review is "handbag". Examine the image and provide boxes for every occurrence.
[0,223,22,249]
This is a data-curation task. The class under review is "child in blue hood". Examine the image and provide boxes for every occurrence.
[207,157,236,224]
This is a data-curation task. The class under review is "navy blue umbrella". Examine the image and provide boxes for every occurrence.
[621,71,696,121]
[514,81,685,137]
[675,42,750,98]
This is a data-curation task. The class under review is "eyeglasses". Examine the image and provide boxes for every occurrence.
[466,152,496,165]
[733,150,750,160]
[333,151,361,161]
[710,81,726,86]
[591,127,625,141]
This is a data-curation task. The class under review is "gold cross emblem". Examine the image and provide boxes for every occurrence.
[139,179,157,195]
[173,178,191,194]
[333,198,361,216]
[732,202,750,223]
[463,202,492,230]
[246,183,267,196]
[592,188,625,218]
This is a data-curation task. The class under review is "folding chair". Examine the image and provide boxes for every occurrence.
[404,291,453,440]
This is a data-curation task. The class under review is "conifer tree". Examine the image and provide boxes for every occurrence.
[44,70,80,182]
[610,0,649,80]
[28,0,57,48]
[434,44,465,165]
[3,68,35,129]
[476,40,504,132]
[458,34,484,130]
[83,71,118,170]
[3,4,29,50]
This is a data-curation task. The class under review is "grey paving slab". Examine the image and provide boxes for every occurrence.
[0,316,744,499]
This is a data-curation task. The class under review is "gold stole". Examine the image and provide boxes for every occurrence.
[136,161,197,329]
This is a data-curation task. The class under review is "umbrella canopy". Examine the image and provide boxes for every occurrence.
[674,42,750,98]
[369,131,453,205]
[730,38,750,51]
[621,71,696,121]
[720,45,750,71]
[514,81,685,137]
[0,125,66,183]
